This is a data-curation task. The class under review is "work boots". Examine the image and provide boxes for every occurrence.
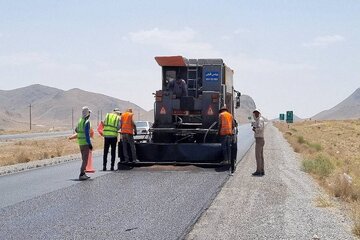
[79,173,90,181]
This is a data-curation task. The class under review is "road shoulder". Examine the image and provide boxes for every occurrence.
[186,123,355,240]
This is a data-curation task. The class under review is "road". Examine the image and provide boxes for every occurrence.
[0,130,73,142]
[0,124,254,239]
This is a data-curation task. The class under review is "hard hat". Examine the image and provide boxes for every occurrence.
[113,108,121,114]
[82,106,92,118]
[253,108,261,114]
[219,106,228,112]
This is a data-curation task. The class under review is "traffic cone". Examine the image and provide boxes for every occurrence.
[85,150,95,173]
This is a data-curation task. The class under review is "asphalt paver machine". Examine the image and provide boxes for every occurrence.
[135,56,240,165]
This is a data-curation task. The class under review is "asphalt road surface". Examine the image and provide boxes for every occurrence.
[0,124,254,240]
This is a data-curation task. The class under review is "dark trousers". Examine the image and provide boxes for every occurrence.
[79,145,90,175]
[103,137,117,168]
[220,135,231,163]
[231,137,238,173]
[122,134,137,162]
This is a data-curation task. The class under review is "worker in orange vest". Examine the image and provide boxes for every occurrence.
[120,108,137,163]
[218,106,235,175]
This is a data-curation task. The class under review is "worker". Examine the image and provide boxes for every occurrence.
[75,106,93,181]
[102,108,121,171]
[168,78,188,98]
[252,109,265,176]
[120,108,137,163]
[218,106,235,175]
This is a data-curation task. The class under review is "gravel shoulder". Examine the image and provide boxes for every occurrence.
[187,123,355,240]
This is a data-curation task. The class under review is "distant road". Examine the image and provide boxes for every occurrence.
[0,124,254,240]
[0,130,73,141]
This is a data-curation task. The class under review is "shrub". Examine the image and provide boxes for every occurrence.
[16,151,30,163]
[297,136,306,144]
[332,173,354,200]
[307,142,322,152]
[302,154,335,178]
[43,152,49,159]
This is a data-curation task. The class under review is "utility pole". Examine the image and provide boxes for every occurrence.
[97,110,100,125]
[29,104,32,131]
[71,108,74,132]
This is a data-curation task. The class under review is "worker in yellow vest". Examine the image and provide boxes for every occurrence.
[102,108,121,171]
[120,108,137,163]
[218,106,235,175]
[75,106,93,180]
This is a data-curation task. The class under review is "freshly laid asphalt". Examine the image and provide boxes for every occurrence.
[0,124,254,240]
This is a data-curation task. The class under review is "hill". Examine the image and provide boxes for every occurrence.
[312,88,360,120]
[0,84,257,130]
[0,84,149,131]
[234,94,257,123]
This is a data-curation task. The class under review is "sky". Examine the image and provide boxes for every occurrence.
[0,0,359,119]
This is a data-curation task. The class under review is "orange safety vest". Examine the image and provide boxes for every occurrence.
[219,111,233,136]
[121,112,134,134]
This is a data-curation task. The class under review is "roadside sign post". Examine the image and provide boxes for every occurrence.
[286,111,294,123]
[279,113,285,121]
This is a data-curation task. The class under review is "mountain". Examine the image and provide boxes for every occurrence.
[234,94,257,123]
[312,88,360,120]
[0,84,150,131]
[0,84,257,130]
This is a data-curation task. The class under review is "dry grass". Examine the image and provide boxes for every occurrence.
[275,120,360,236]
[315,195,333,208]
[0,134,105,167]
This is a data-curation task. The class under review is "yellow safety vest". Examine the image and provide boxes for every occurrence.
[103,113,120,137]
[77,118,90,145]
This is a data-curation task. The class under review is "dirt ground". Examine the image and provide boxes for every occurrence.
[275,119,360,235]
[0,135,105,167]
[275,120,360,191]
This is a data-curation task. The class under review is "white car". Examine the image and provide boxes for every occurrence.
[134,121,152,142]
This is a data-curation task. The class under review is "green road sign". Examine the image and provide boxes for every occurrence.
[279,113,285,121]
[286,111,294,123]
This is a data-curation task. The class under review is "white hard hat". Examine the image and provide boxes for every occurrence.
[113,108,121,114]
[82,106,92,118]
[253,109,261,114]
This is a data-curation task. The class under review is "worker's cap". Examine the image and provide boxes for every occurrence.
[253,109,261,114]
[126,108,133,113]
[113,108,121,114]
[219,106,228,112]
[82,106,92,118]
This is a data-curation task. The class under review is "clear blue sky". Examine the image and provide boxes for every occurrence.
[0,0,359,119]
